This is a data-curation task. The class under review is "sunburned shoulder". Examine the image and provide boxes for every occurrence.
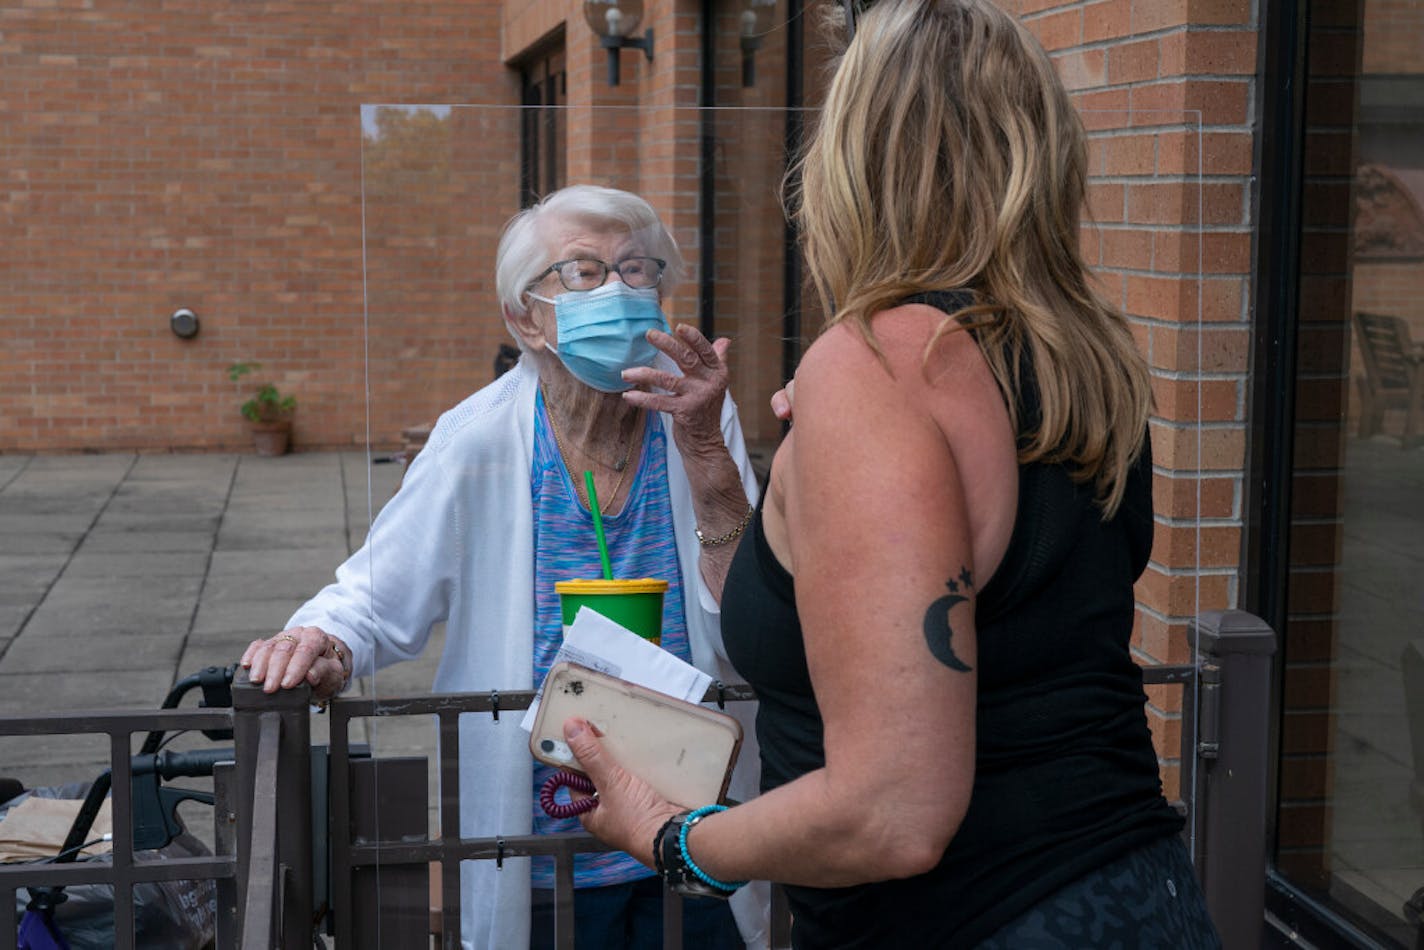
[796,305,986,399]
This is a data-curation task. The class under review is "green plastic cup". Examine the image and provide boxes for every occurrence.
[555,578,668,645]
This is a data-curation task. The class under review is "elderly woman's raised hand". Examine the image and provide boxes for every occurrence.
[620,323,732,455]
[241,626,351,702]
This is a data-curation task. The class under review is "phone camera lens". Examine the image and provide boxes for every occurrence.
[540,739,555,753]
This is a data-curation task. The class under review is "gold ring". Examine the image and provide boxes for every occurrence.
[277,634,298,646]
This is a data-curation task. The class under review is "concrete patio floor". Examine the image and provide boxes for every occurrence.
[0,451,426,808]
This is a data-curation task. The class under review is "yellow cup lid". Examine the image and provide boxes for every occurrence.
[555,578,669,594]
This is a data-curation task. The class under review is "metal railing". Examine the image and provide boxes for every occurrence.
[1180,609,1278,950]
[230,681,313,950]
[314,610,1275,949]
[0,707,242,949]
[1,608,1276,949]
[323,681,774,950]
[322,659,1215,950]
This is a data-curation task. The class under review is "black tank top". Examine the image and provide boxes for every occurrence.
[720,291,1183,948]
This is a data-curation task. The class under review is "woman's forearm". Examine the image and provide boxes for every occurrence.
[679,438,753,603]
[676,766,958,889]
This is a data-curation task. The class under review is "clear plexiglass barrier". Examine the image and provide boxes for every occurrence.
[0,100,1211,948]
[343,103,1211,945]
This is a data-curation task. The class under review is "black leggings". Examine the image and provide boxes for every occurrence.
[977,835,1222,949]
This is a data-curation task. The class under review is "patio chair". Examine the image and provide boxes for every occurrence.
[1353,311,1424,448]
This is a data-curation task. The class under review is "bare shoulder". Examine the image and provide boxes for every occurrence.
[789,307,1006,479]
[793,320,888,386]
[796,305,1001,419]
[775,304,1017,583]
[800,305,1018,581]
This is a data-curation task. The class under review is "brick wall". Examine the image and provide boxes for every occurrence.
[1030,0,1259,772]
[360,104,522,447]
[1004,0,1258,801]
[0,0,517,453]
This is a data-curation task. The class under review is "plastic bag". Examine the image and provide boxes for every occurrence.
[4,784,216,950]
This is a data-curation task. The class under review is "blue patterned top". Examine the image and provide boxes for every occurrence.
[529,391,691,890]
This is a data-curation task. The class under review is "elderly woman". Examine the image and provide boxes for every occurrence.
[240,184,764,950]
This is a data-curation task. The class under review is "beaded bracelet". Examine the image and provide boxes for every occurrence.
[676,805,747,893]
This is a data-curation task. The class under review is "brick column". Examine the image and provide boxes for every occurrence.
[1007,0,1259,803]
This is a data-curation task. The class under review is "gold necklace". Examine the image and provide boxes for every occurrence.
[543,389,638,515]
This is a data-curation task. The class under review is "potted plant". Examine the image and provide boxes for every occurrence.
[227,361,297,457]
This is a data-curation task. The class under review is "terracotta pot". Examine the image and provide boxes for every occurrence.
[250,419,292,457]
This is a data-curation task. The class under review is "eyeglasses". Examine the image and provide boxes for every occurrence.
[531,257,667,293]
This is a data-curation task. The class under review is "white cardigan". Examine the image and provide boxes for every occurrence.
[287,356,767,949]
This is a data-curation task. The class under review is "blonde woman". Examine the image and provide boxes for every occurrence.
[563,1,1221,946]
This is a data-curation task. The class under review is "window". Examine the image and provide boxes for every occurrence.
[519,44,567,206]
[1260,2,1424,945]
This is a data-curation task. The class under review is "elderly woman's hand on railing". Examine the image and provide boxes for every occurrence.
[240,626,352,704]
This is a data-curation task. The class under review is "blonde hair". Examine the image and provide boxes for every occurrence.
[793,0,1152,516]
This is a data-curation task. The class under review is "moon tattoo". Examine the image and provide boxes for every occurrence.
[923,576,973,673]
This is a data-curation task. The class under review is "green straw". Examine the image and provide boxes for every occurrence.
[584,471,614,580]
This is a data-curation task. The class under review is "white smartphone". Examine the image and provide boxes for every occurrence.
[528,662,743,808]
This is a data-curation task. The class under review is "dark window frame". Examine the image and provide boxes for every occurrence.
[1247,0,1420,946]
[517,30,568,208]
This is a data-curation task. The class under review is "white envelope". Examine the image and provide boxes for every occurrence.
[520,605,712,731]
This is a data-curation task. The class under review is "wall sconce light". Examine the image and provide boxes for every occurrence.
[584,0,653,87]
[170,308,200,340]
[740,0,776,88]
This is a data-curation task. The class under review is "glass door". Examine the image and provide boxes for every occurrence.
[1263,0,1424,945]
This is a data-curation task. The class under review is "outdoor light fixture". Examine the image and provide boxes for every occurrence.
[170,308,200,340]
[584,0,653,87]
[740,0,776,88]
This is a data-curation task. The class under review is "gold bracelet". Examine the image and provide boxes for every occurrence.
[328,639,352,687]
[695,504,755,548]
[315,639,352,712]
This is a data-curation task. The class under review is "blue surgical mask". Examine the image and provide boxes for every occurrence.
[528,282,669,392]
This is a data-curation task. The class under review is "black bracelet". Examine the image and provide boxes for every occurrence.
[655,811,732,899]
[652,816,676,877]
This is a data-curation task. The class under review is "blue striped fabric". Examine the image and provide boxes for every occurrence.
[529,391,691,890]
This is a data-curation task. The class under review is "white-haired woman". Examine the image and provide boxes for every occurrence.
[241,184,766,950]
[562,2,1221,947]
